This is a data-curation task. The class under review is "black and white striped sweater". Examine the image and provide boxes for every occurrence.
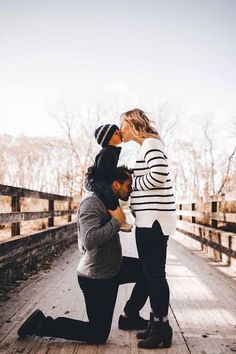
[131,138,176,235]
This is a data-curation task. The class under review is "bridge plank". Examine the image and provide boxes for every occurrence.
[171,232,236,353]
[0,229,236,353]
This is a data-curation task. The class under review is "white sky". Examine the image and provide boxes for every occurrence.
[0,0,236,136]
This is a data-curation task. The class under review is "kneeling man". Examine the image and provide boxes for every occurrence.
[18,166,149,344]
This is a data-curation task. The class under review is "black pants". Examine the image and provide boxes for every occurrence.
[136,220,170,318]
[39,257,149,344]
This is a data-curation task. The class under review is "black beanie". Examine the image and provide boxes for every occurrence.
[94,124,119,147]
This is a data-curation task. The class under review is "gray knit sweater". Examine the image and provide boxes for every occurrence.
[77,192,122,279]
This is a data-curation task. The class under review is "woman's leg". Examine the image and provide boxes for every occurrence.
[135,221,169,317]
[136,222,172,349]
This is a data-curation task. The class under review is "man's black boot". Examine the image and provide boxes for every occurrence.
[118,314,148,330]
[136,312,154,339]
[17,309,46,338]
[138,319,173,349]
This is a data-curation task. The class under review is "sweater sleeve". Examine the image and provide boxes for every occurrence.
[78,196,121,251]
[133,138,169,191]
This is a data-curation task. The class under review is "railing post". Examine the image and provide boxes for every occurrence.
[11,196,21,236]
[211,201,218,228]
[179,204,182,220]
[48,200,54,227]
[191,203,196,223]
[68,200,72,222]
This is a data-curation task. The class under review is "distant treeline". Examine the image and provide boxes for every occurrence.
[0,103,235,201]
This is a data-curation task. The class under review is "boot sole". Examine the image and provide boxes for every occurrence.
[138,334,172,349]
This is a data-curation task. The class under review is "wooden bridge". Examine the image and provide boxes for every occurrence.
[0,185,236,353]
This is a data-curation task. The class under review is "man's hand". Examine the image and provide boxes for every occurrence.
[108,207,125,224]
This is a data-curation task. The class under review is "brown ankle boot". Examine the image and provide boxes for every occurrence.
[138,319,173,349]
[136,312,154,340]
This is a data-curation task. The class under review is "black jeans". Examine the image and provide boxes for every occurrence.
[136,220,170,318]
[39,257,149,344]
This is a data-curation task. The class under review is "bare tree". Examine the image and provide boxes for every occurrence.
[217,120,236,196]
[203,120,216,197]
[1,100,235,204]
[0,135,9,184]
[154,101,180,141]
[172,138,203,200]
[218,145,236,195]
[48,99,103,197]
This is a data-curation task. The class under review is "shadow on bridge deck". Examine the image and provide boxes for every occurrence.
[0,230,236,354]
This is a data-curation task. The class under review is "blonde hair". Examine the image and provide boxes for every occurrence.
[120,108,161,141]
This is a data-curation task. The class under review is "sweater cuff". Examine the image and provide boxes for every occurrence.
[111,217,121,232]
[132,176,136,190]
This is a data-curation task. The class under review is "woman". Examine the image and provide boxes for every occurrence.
[120,108,176,349]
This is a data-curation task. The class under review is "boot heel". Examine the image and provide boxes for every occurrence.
[162,335,172,348]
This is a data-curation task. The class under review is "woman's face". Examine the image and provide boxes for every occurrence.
[120,121,135,142]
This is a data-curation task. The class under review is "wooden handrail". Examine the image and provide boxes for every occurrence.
[0,184,76,237]
[176,199,236,264]
[176,200,236,231]
[0,184,72,201]
[0,210,74,224]
[176,210,235,223]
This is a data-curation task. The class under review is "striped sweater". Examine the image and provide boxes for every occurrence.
[131,137,176,235]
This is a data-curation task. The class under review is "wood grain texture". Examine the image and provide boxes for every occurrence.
[0,228,236,353]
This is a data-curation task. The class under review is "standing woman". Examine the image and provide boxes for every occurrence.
[120,109,176,349]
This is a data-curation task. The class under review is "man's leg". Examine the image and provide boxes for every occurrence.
[78,276,119,343]
[21,276,119,344]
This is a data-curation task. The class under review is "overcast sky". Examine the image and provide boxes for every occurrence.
[0,0,235,136]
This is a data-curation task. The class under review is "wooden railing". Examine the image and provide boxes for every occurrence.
[0,184,75,237]
[0,184,78,285]
[176,199,236,265]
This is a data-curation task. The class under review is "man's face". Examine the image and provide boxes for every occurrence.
[113,175,132,201]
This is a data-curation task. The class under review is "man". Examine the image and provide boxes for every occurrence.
[17,166,149,344]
